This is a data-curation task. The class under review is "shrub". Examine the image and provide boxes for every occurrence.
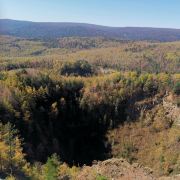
[119,142,137,163]
[60,60,93,76]
[96,174,108,180]
[173,82,180,95]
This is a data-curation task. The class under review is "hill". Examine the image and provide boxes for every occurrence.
[0,35,179,73]
[1,19,180,41]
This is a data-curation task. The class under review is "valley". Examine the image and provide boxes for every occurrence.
[0,28,180,180]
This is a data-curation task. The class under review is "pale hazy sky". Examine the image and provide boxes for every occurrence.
[0,0,180,28]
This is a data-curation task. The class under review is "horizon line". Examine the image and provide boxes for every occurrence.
[0,18,180,30]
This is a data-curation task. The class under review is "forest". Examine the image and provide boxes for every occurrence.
[0,35,180,179]
[1,19,180,41]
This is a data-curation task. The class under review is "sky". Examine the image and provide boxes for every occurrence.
[0,0,180,28]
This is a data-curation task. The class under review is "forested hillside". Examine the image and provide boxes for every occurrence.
[0,35,179,179]
[0,36,179,73]
[1,19,180,41]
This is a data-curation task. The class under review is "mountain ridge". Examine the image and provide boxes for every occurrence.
[1,18,180,29]
[1,19,180,41]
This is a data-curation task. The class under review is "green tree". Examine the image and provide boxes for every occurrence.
[43,154,60,180]
[173,82,180,95]
[60,60,93,76]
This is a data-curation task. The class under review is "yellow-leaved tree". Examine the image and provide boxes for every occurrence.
[0,122,29,178]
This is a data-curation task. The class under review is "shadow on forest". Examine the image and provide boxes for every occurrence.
[17,86,158,166]
[23,101,127,166]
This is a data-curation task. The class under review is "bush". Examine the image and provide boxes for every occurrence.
[173,82,180,95]
[60,60,93,76]
[96,174,108,180]
[119,142,137,163]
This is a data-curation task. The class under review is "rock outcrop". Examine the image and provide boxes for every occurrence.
[77,158,155,180]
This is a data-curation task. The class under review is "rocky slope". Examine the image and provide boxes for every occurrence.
[75,158,180,180]
[77,158,155,180]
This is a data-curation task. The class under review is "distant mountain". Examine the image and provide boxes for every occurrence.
[1,19,180,41]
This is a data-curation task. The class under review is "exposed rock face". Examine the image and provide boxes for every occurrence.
[77,158,180,180]
[159,174,180,180]
[163,94,180,126]
[77,158,155,180]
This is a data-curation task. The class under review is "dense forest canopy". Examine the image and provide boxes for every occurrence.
[0,34,179,179]
[0,36,180,73]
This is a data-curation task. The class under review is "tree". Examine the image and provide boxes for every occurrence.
[60,60,93,76]
[43,154,61,180]
[0,123,26,175]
